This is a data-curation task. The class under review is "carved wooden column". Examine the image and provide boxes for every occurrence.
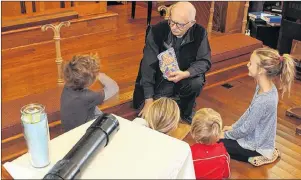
[207,1,215,39]
[41,21,71,84]
[242,1,249,34]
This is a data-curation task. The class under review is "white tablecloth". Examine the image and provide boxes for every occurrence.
[4,114,195,179]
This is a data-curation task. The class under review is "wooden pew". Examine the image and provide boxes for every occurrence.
[2,9,78,32]
[1,1,107,18]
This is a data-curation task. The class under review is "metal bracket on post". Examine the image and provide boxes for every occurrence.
[41,21,71,85]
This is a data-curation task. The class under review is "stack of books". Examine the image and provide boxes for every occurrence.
[249,12,267,23]
[261,14,282,26]
[248,11,282,26]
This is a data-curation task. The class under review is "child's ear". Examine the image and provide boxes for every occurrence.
[258,67,266,75]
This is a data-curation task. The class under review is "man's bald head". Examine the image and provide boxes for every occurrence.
[169,2,196,37]
[171,2,196,22]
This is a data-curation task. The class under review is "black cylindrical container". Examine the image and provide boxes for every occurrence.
[43,114,119,179]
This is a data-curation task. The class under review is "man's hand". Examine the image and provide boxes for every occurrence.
[138,98,154,118]
[222,126,233,132]
[167,71,190,83]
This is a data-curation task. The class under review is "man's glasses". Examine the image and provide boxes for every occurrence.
[168,18,191,29]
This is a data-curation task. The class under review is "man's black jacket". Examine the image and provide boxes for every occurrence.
[133,20,211,108]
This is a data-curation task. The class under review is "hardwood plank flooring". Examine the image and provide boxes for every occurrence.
[1,3,225,137]
[2,76,301,179]
[1,3,223,103]
[1,4,163,103]
[182,76,301,179]
[2,4,301,179]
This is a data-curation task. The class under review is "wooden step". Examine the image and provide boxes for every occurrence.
[2,11,118,49]
[1,34,263,140]
[1,84,133,140]
[286,107,301,120]
[2,9,79,32]
[1,94,138,164]
[0,63,249,140]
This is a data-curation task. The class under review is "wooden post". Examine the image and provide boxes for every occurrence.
[242,1,249,34]
[100,1,107,12]
[25,1,33,14]
[38,2,45,12]
[73,2,79,7]
[41,21,71,84]
[207,1,215,39]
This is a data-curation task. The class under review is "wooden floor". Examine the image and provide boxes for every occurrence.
[1,3,224,139]
[2,4,301,179]
[184,76,301,179]
[1,4,162,103]
[2,76,301,179]
[1,4,165,138]
[1,3,223,103]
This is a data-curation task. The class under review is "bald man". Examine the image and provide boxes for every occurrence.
[133,2,211,124]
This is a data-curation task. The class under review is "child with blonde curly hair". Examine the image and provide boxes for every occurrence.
[190,108,230,179]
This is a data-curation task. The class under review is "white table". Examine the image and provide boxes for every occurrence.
[4,114,195,179]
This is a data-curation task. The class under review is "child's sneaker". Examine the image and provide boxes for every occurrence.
[248,148,281,167]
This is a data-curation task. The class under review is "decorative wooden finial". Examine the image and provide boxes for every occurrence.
[41,21,71,84]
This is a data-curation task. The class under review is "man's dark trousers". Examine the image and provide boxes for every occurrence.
[154,76,204,121]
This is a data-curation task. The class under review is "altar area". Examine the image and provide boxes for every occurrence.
[2,2,301,179]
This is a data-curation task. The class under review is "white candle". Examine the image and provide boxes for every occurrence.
[21,105,50,168]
